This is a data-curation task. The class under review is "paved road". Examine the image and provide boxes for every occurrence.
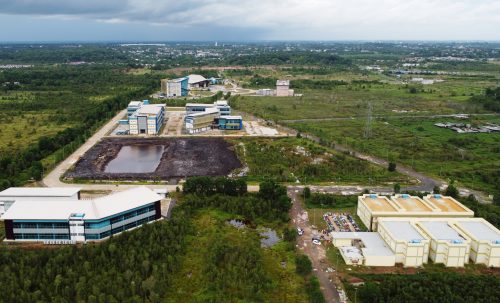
[281,113,499,123]
[43,109,127,189]
[290,188,342,303]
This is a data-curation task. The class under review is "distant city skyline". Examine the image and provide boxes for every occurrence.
[0,0,499,42]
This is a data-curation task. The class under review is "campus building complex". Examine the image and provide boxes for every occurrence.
[1,187,162,243]
[184,100,242,133]
[126,100,166,135]
[357,194,474,231]
[161,77,188,98]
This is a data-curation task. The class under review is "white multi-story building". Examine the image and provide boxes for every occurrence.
[127,101,166,135]
[2,187,162,243]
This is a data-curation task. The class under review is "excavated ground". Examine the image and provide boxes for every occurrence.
[64,137,242,182]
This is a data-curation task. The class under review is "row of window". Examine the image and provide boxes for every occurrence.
[84,204,155,229]
[13,222,69,229]
[14,233,70,240]
[85,215,156,240]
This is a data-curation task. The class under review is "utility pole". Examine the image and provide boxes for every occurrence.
[364,101,373,139]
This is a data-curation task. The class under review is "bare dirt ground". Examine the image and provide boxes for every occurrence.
[64,137,241,182]
[289,188,342,303]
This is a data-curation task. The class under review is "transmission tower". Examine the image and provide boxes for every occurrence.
[364,101,373,139]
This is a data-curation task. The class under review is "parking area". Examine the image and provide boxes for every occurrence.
[323,212,361,232]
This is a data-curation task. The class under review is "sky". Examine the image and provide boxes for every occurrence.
[0,0,499,42]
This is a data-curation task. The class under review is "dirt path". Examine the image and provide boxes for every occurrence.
[289,188,341,303]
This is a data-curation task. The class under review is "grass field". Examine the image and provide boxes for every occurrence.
[230,137,411,185]
[290,116,500,192]
[0,112,75,152]
[229,66,500,193]
[164,210,309,303]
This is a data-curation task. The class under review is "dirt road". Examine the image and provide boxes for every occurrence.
[289,188,342,303]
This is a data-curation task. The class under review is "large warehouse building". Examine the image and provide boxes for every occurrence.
[161,77,188,98]
[2,187,162,243]
[331,216,500,268]
[0,187,81,217]
[357,194,474,231]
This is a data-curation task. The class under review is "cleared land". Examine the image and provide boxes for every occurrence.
[229,137,411,185]
[65,137,241,181]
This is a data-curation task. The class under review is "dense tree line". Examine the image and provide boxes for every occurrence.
[226,51,352,67]
[0,66,158,189]
[183,176,248,196]
[183,179,291,222]
[470,87,500,112]
[352,273,500,303]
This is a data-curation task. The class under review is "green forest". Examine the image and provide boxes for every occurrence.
[0,66,158,190]
[350,273,500,303]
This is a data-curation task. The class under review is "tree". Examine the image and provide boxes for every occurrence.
[358,282,382,303]
[393,183,401,194]
[433,186,441,194]
[295,255,312,276]
[493,191,500,206]
[303,187,311,199]
[388,162,397,172]
[445,183,459,198]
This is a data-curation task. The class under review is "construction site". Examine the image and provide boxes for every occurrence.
[64,137,242,182]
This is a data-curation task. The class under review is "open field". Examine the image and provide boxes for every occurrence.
[229,137,411,185]
[64,137,241,182]
[289,116,500,192]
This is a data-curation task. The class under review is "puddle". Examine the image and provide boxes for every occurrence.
[105,145,164,173]
[227,219,247,229]
[260,228,281,248]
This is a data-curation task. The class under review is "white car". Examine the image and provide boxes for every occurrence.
[312,239,321,245]
[297,228,304,236]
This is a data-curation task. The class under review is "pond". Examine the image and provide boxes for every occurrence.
[259,228,281,248]
[104,145,164,173]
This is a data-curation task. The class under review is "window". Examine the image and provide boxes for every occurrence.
[39,234,55,240]
[86,234,99,240]
[53,223,69,229]
[38,223,54,229]
[55,234,69,240]
[110,216,124,224]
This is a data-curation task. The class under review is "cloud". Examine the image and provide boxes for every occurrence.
[0,0,499,40]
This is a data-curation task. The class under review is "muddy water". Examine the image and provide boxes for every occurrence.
[104,145,164,173]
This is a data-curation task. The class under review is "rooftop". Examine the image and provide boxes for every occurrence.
[187,74,208,84]
[425,194,469,212]
[136,104,165,115]
[381,221,425,241]
[331,232,394,257]
[186,107,220,117]
[393,195,432,212]
[361,195,397,212]
[419,221,466,243]
[2,187,161,221]
[185,103,216,108]
[167,77,188,83]
[276,80,290,86]
[220,115,242,120]
[128,101,142,107]
[458,220,500,244]
[0,187,81,198]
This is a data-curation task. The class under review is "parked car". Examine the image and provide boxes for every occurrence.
[297,228,304,236]
[312,239,321,245]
